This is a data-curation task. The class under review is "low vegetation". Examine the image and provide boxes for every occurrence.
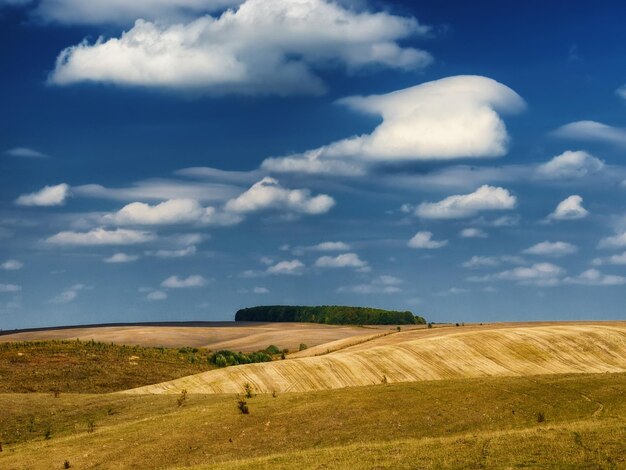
[0,340,217,393]
[235,305,425,325]
[209,350,273,367]
[0,373,623,469]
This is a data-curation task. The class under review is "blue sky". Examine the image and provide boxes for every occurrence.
[2,0,626,329]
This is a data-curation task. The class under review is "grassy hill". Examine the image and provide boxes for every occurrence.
[0,373,624,469]
[127,323,626,394]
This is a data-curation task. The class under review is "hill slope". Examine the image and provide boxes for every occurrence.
[126,323,626,395]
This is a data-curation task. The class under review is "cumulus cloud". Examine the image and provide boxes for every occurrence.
[308,241,351,251]
[253,286,269,294]
[523,241,578,257]
[591,251,626,266]
[263,75,525,174]
[564,269,626,286]
[416,185,516,219]
[407,231,447,249]
[1,259,23,270]
[459,228,487,238]
[467,262,564,286]
[49,0,431,95]
[0,283,21,292]
[146,290,168,301]
[554,121,626,147]
[148,246,197,258]
[15,183,70,207]
[535,150,604,179]
[314,253,368,270]
[161,274,208,288]
[548,195,588,221]
[266,259,305,276]
[4,147,49,158]
[434,287,468,296]
[50,283,89,304]
[74,179,240,203]
[104,198,240,226]
[46,227,155,246]
[462,256,500,269]
[598,232,626,250]
[33,0,240,25]
[225,177,334,215]
[337,275,403,294]
[103,252,138,263]
[617,85,626,100]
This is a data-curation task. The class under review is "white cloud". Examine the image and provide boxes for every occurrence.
[337,275,403,294]
[104,198,239,226]
[598,232,626,250]
[4,147,49,158]
[523,241,578,257]
[308,241,351,251]
[407,231,447,249]
[225,177,334,215]
[314,253,368,270]
[103,252,139,263]
[535,150,604,179]
[459,228,488,238]
[434,287,468,296]
[73,179,240,203]
[564,269,626,286]
[149,246,197,258]
[146,290,168,301]
[50,0,431,95]
[548,195,588,221]
[15,183,70,207]
[617,85,626,101]
[266,259,305,276]
[161,274,208,288]
[46,227,155,246]
[1,259,23,270]
[263,75,524,173]
[591,251,626,266]
[416,185,516,219]
[554,121,626,147]
[468,262,564,286]
[253,286,269,294]
[50,283,89,303]
[0,283,21,292]
[462,256,500,269]
[34,0,239,25]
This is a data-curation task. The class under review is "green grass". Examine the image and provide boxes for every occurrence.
[0,340,216,393]
[0,373,624,469]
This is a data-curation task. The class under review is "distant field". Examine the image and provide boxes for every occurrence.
[0,373,624,469]
[127,322,626,394]
[0,322,393,352]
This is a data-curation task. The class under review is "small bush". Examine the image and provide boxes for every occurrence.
[177,389,188,408]
[298,343,308,351]
[44,427,52,440]
[86,418,96,433]
[536,412,545,423]
[427,323,433,329]
[396,326,402,332]
[237,398,249,414]
[264,345,281,355]
[64,460,71,469]
[243,382,254,399]
[381,375,388,384]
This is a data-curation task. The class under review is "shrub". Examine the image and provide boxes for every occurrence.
[237,398,249,414]
[86,418,96,433]
[177,389,188,408]
[536,412,545,423]
[298,343,308,351]
[427,323,433,329]
[64,460,71,469]
[243,382,254,399]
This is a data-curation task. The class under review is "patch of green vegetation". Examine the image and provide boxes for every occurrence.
[209,349,273,367]
[235,305,425,325]
[0,340,216,393]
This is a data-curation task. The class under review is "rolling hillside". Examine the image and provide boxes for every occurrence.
[126,323,626,395]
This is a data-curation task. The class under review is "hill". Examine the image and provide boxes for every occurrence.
[0,373,624,469]
[235,305,425,325]
[126,323,626,395]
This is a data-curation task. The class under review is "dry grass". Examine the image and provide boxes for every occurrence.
[126,323,626,394]
[0,322,383,352]
[0,373,624,469]
[0,340,215,393]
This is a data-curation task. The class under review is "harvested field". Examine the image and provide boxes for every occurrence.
[0,322,389,352]
[126,323,626,395]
